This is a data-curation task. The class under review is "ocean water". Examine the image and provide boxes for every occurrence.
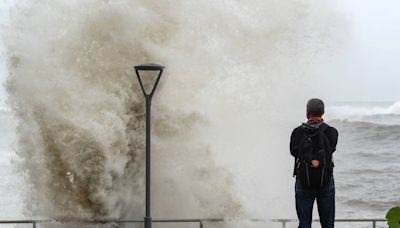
[327,102,400,220]
[1,1,397,228]
[0,101,399,227]
[2,1,343,227]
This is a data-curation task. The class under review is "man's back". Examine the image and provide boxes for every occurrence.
[290,123,338,159]
[291,98,339,228]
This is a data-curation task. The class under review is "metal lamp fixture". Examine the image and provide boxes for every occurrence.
[134,63,164,228]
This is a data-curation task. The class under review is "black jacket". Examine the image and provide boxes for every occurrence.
[290,121,338,159]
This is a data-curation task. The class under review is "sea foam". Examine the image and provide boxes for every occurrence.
[4,0,342,226]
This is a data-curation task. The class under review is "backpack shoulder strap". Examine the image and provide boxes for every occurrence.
[297,128,310,158]
[318,123,332,150]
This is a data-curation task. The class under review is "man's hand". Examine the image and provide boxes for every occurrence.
[311,160,320,168]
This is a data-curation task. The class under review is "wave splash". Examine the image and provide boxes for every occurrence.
[327,101,400,125]
[4,0,340,226]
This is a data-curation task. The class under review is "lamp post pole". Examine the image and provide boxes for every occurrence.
[134,63,165,228]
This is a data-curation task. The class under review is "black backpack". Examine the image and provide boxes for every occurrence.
[294,124,334,189]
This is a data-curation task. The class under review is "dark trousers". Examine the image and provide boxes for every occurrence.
[295,176,335,228]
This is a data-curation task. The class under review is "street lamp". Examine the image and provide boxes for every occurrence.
[134,63,165,228]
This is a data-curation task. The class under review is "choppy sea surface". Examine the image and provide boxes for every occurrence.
[327,103,400,209]
[0,101,399,227]
[326,101,400,227]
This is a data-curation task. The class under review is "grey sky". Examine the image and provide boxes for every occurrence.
[1,0,400,105]
[322,0,400,102]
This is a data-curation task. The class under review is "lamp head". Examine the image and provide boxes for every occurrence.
[134,63,164,71]
[134,63,165,98]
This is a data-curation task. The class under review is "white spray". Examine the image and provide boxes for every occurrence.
[4,0,343,227]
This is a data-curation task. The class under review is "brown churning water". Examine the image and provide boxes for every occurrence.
[4,0,341,227]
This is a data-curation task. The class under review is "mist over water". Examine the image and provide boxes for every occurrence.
[4,0,341,227]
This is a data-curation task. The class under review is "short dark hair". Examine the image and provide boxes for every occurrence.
[307,98,325,117]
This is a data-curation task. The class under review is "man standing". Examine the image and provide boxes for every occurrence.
[290,98,338,228]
